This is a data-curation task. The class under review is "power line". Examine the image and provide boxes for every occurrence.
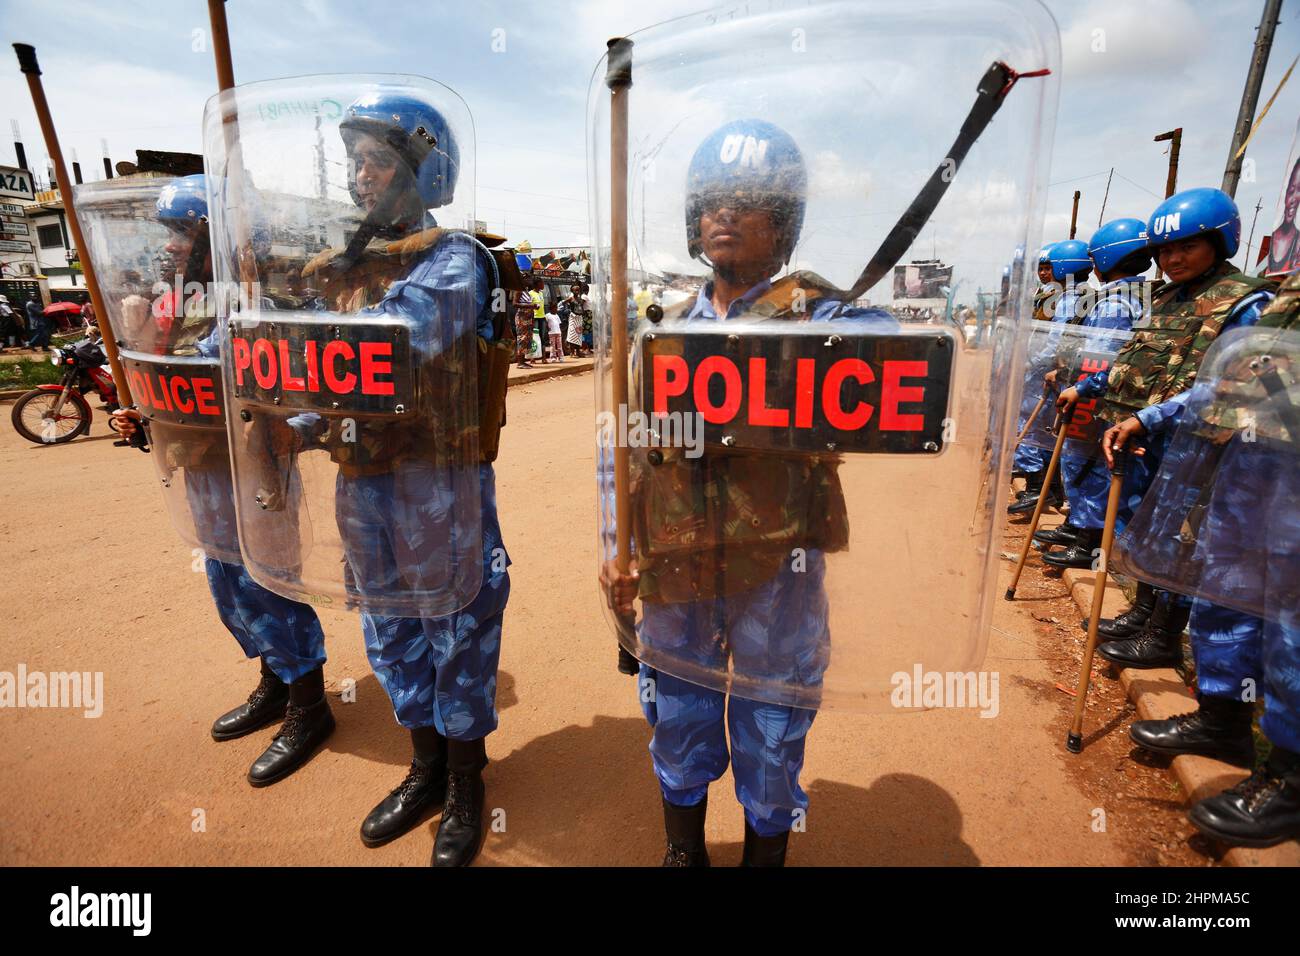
[1048,171,1110,188]
[1113,172,1163,199]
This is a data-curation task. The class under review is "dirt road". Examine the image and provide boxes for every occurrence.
[0,373,1198,866]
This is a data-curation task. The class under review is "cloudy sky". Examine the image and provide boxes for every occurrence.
[2,0,1299,296]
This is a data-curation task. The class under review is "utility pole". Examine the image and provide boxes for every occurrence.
[1069,190,1081,239]
[1243,196,1264,271]
[1154,128,1182,197]
[1223,0,1283,198]
[1097,167,1114,227]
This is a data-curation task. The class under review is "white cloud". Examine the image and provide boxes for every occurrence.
[1059,0,1209,80]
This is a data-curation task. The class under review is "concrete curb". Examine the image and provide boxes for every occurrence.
[1062,566,1300,866]
[507,358,593,388]
[0,358,596,403]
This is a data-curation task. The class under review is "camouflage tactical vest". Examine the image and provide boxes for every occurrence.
[300,227,513,475]
[1197,271,1300,437]
[1099,261,1274,424]
[1259,271,1300,331]
[632,271,850,604]
[1032,287,1054,323]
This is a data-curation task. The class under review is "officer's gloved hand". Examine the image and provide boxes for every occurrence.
[111,408,150,452]
[284,412,328,451]
[600,558,640,619]
[1102,417,1146,469]
[1056,385,1079,416]
[600,559,641,676]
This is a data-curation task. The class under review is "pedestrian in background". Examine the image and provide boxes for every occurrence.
[514,288,535,369]
[545,303,563,363]
[25,299,50,352]
[0,295,19,349]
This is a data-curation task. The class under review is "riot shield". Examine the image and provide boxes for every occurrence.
[75,176,243,565]
[1017,320,1135,455]
[589,1,1060,710]
[1112,326,1300,623]
[202,75,483,618]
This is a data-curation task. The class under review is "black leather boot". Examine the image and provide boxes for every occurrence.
[1033,522,1081,549]
[740,820,789,867]
[1008,478,1063,516]
[432,737,487,867]
[1080,581,1156,638]
[661,794,710,867]
[1097,593,1189,669]
[1129,693,1255,766]
[1189,746,1300,847]
[1007,470,1044,515]
[247,666,335,787]
[211,658,288,741]
[361,726,448,847]
[1042,527,1103,569]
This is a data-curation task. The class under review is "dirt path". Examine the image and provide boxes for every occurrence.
[0,374,1198,866]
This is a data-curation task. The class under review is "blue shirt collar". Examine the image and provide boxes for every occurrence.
[1097,275,1145,294]
[687,277,774,320]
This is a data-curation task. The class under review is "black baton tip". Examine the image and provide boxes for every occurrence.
[1004,587,1016,601]
[605,37,633,89]
[1066,733,1082,753]
[13,43,40,75]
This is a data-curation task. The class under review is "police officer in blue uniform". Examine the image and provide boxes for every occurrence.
[1057,189,1274,760]
[277,92,511,867]
[1037,219,1152,567]
[1009,240,1091,516]
[108,176,333,787]
[603,120,896,867]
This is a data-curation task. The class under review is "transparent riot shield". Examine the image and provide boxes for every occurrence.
[1112,326,1300,623]
[75,176,242,564]
[589,1,1060,710]
[202,75,483,617]
[1016,320,1136,455]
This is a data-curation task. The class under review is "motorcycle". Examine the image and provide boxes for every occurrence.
[10,327,120,445]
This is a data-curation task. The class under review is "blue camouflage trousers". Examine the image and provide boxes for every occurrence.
[1190,600,1261,702]
[637,552,829,837]
[186,464,326,685]
[1190,602,1300,753]
[1185,437,1300,751]
[339,462,510,739]
[1013,432,1047,474]
[1061,452,1109,530]
[205,558,327,684]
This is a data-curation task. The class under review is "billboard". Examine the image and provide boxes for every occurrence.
[892,259,954,300]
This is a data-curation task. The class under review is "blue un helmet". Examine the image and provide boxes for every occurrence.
[1088,218,1151,275]
[685,119,806,265]
[155,174,208,225]
[1046,239,1092,282]
[1147,187,1240,259]
[340,91,459,208]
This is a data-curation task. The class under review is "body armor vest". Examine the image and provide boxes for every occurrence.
[633,271,850,604]
[300,227,515,474]
[1099,261,1274,424]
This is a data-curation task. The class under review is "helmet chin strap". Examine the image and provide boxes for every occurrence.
[182,218,212,289]
[331,174,425,275]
